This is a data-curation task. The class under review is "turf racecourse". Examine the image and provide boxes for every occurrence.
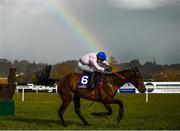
[0,93,180,130]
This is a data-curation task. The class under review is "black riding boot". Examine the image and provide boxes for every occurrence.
[93,72,102,87]
[88,72,102,89]
[88,72,95,89]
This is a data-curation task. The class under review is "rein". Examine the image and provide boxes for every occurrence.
[106,72,128,97]
[113,72,127,80]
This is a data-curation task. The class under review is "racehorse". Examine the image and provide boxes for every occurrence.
[57,67,146,127]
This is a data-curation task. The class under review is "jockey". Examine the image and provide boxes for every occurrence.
[78,51,112,88]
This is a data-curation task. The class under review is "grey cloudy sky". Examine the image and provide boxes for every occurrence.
[0,0,180,64]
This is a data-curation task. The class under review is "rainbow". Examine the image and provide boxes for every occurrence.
[46,0,110,54]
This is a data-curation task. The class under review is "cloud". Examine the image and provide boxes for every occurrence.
[111,0,176,9]
[0,0,48,18]
[1,0,180,64]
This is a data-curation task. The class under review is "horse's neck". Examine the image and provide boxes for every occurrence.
[113,70,133,86]
[103,72,132,97]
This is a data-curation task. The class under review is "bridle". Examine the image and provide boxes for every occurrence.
[113,69,142,92]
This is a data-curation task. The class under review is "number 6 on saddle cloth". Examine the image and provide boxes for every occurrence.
[78,72,102,89]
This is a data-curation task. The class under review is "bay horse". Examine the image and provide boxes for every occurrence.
[57,67,146,127]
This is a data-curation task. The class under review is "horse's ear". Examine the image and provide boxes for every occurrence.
[132,66,139,75]
[131,67,136,74]
[131,67,134,70]
[135,66,138,71]
[135,66,140,74]
[134,66,141,77]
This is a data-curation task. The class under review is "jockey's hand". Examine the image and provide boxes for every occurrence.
[105,66,112,72]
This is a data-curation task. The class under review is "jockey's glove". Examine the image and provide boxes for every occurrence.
[105,66,112,72]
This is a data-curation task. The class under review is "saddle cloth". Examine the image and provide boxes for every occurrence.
[78,72,92,88]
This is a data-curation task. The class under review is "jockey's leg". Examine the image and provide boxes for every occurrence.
[88,71,101,89]
[78,62,94,73]
[93,72,102,87]
[88,72,95,88]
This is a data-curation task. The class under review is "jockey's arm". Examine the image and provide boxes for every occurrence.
[101,61,112,72]
[98,60,110,68]
[89,59,105,72]
[102,60,109,66]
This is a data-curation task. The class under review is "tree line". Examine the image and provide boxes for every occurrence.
[0,58,180,83]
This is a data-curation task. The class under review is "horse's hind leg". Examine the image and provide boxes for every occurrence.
[73,93,90,126]
[58,99,71,127]
[91,103,112,116]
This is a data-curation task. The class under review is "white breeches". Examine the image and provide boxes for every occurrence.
[78,62,95,72]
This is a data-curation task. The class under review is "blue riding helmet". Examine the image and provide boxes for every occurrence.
[97,51,107,61]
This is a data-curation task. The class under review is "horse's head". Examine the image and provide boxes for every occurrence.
[108,67,146,94]
[130,67,146,93]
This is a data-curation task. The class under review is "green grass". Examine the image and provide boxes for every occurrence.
[0,93,180,130]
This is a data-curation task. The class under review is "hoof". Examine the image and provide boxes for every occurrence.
[91,112,111,117]
[62,124,67,127]
[61,122,67,127]
[84,121,91,126]
[84,122,91,126]
[117,117,122,123]
[91,112,98,116]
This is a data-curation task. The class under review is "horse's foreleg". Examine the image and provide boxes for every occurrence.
[103,99,124,123]
[116,100,124,123]
[73,94,90,126]
[58,99,71,127]
[91,103,112,116]
[104,103,113,115]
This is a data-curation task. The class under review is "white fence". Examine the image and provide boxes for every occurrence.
[16,84,57,102]
[16,83,57,93]
[144,82,180,93]
[16,82,180,102]
[144,82,180,102]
